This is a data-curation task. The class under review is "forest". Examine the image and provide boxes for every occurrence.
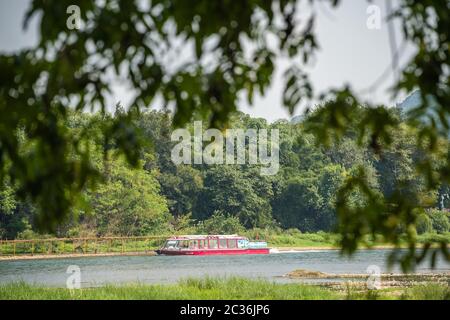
[1,102,449,241]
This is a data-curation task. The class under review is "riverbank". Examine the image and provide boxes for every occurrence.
[0,277,448,300]
[0,246,402,261]
[0,244,446,261]
[1,231,448,260]
[0,251,157,261]
[0,247,333,261]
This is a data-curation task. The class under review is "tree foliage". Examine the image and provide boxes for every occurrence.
[86,157,171,236]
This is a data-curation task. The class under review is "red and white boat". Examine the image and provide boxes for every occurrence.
[156,235,270,255]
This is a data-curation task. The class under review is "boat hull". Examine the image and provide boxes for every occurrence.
[157,248,270,255]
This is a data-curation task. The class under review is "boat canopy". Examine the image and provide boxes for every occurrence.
[157,234,269,255]
[166,235,246,240]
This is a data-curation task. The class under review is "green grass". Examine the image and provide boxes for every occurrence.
[0,277,338,300]
[1,277,448,300]
[400,283,450,300]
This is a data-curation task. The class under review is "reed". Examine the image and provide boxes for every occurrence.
[0,277,337,300]
[1,277,448,300]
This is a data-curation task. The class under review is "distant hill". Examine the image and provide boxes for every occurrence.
[397,90,422,112]
[290,115,305,124]
[397,90,448,137]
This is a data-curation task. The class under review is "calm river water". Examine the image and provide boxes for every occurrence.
[0,249,448,287]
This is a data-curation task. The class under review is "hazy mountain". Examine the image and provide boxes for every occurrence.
[397,90,448,137]
[397,90,422,112]
[290,115,305,124]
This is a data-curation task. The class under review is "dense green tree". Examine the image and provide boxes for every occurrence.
[136,111,175,173]
[416,213,433,235]
[428,210,450,234]
[325,138,367,170]
[159,165,203,217]
[272,174,323,232]
[197,211,245,235]
[194,166,273,228]
[374,125,419,199]
[292,132,329,173]
[85,157,171,236]
[316,164,346,231]
[0,184,21,239]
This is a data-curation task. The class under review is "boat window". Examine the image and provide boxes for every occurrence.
[237,239,248,248]
[227,239,237,248]
[219,239,227,248]
[164,240,177,249]
[179,240,189,249]
[189,240,197,249]
[198,240,204,249]
[208,239,218,249]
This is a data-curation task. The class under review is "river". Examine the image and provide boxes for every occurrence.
[0,249,448,287]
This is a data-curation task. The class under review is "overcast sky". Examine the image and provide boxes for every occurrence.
[0,0,415,122]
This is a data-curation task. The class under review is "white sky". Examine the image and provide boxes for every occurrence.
[0,0,415,122]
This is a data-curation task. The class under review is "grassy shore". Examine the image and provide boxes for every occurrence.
[0,278,337,300]
[0,277,448,300]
